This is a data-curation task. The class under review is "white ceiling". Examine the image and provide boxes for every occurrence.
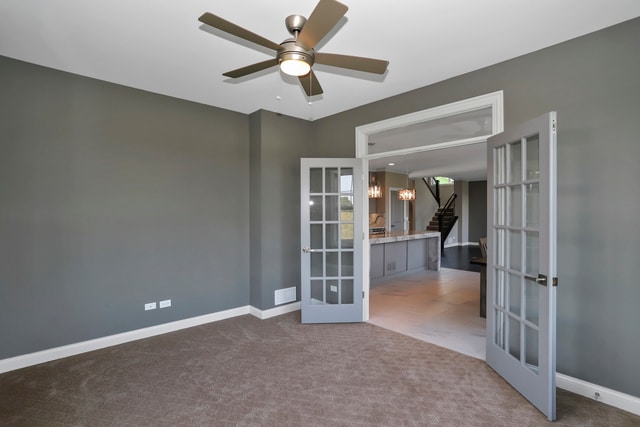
[1,1,639,178]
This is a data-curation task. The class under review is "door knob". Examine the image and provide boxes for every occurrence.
[302,247,317,253]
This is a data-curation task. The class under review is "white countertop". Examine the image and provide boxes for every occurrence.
[369,230,440,244]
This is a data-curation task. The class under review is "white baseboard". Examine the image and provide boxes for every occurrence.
[557,373,640,416]
[443,241,479,248]
[250,301,301,320]
[0,302,304,374]
[0,305,250,374]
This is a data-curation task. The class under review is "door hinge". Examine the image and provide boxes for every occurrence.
[362,291,365,299]
[553,277,558,287]
[552,119,557,134]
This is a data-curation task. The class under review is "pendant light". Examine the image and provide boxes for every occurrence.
[368,172,382,199]
[398,188,415,201]
[399,173,415,201]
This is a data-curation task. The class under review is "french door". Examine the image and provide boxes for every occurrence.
[486,112,557,420]
[300,158,365,323]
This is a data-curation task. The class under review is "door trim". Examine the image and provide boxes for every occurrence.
[355,91,504,321]
[355,91,504,160]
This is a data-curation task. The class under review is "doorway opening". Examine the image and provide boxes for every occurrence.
[356,91,504,358]
[388,187,407,232]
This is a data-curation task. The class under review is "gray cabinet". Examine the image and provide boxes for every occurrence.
[407,239,428,270]
[384,241,407,276]
[370,244,384,279]
[369,231,440,283]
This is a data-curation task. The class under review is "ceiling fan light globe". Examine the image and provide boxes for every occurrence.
[280,58,311,77]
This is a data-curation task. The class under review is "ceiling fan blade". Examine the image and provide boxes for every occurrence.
[199,12,281,51]
[315,53,389,74]
[223,58,279,78]
[299,70,323,97]
[296,0,348,50]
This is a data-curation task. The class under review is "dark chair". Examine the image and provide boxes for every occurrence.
[479,237,487,258]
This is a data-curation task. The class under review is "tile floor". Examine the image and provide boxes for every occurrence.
[368,267,487,360]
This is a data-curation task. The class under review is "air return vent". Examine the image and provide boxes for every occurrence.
[275,287,297,305]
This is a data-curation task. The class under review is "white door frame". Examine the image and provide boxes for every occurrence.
[355,91,504,321]
[388,187,407,232]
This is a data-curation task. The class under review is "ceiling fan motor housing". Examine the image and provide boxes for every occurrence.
[278,39,315,68]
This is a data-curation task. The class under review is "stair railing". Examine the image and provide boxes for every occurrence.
[422,177,440,207]
[438,193,458,251]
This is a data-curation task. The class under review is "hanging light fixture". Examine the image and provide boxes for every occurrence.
[368,172,382,199]
[399,173,415,201]
[398,188,415,201]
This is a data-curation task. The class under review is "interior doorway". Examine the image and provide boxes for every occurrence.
[358,91,504,358]
[388,188,406,232]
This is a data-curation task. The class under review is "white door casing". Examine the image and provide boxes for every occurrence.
[354,91,504,322]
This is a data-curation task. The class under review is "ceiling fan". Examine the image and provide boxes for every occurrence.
[198,0,389,97]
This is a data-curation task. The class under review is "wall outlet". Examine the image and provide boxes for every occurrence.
[159,299,171,309]
[144,302,157,311]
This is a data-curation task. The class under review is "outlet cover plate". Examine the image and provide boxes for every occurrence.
[159,299,171,308]
[145,302,157,311]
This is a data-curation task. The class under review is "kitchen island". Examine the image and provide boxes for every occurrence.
[369,230,440,282]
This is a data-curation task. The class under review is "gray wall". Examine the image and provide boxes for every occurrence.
[248,112,263,309]
[468,181,487,243]
[0,57,250,359]
[249,110,315,310]
[2,16,640,400]
[313,18,640,397]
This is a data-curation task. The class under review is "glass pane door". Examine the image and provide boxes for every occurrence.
[486,112,557,420]
[301,158,364,323]
[494,135,542,369]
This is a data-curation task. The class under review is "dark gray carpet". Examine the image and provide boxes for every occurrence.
[1,312,638,426]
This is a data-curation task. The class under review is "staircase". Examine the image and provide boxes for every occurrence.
[426,207,455,232]
[426,193,458,250]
